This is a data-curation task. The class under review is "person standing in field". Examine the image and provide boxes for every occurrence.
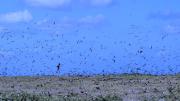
[56,63,61,73]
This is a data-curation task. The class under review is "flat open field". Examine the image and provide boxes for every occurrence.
[0,74,180,101]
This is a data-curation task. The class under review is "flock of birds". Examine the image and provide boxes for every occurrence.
[0,22,180,76]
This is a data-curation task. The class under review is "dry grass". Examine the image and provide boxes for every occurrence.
[0,74,180,101]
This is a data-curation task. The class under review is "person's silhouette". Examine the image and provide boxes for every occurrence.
[56,63,61,72]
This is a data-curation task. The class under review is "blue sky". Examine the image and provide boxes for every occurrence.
[0,0,180,76]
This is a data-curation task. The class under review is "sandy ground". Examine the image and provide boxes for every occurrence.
[0,74,180,101]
